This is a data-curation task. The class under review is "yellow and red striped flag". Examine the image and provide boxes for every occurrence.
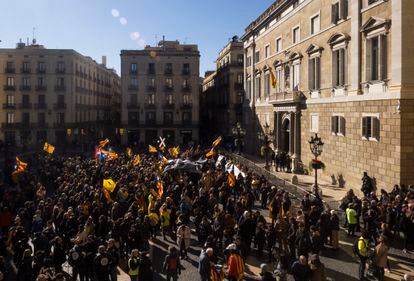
[99,138,110,148]
[132,154,141,166]
[228,172,236,188]
[269,67,277,89]
[212,136,222,148]
[206,148,215,158]
[149,145,158,153]
[43,142,55,154]
[12,157,28,175]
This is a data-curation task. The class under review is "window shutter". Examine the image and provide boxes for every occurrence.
[331,116,335,133]
[340,0,348,19]
[366,39,372,81]
[316,57,321,89]
[340,116,346,135]
[362,117,368,138]
[339,49,344,86]
[380,35,388,80]
[331,4,338,24]
[332,50,338,87]
[373,117,380,140]
[309,59,315,90]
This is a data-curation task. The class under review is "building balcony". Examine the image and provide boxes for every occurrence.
[53,122,66,128]
[268,91,303,103]
[164,85,174,91]
[36,85,47,92]
[162,102,175,109]
[144,103,157,109]
[164,69,173,75]
[147,69,156,75]
[145,120,157,126]
[4,67,15,74]
[182,85,191,92]
[128,85,139,91]
[54,85,66,92]
[130,70,138,75]
[180,103,193,109]
[127,103,140,109]
[2,103,16,109]
[1,123,21,129]
[56,68,65,74]
[3,85,16,91]
[21,68,31,74]
[53,103,66,110]
[37,68,46,74]
[18,103,32,109]
[34,103,47,110]
[34,122,47,128]
[182,70,191,76]
[163,120,174,126]
[146,85,156,92]
[20,85,31,91]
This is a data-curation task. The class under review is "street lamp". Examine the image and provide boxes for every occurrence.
[258,123,273,169]
[308,133,324,197]
[232,122,246,154]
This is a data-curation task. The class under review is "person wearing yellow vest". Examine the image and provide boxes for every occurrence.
[128,249,139,281]
[160,204,171,240]
[149,209,160,239]
[357,231,370,281]
[346,203,358,236]
[226,244,244,281]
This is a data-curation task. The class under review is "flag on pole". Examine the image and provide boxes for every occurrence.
[132,154,141,166]
[156,177,164,198]
[103,179,117,193]
[206,148,215,158]
[212,136,222,148]
[228,171,236,188]
[269,67,277,89]
[43,142,55,154]
[149,145,158,153]
[12,157,28,175]
[99,138,110,148]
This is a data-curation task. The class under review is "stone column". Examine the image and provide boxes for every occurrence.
[292,110,301,173]
[348,0,362,95]
[289,111,295,156]
[274,111,280,152]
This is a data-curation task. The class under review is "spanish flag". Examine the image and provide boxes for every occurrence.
[103,179,117,193]
[228,172,236,188]
[269,67,277,89]
[212,136,222,148]
[99,138,110,148]
[149,145,157,153]
[132,154,141,166]
[12,157,28,175]
[156,177,163,198]
[206,148,215,158]
[43,142,55,154]
[126,147,132,157]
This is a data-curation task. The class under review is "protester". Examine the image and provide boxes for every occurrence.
[163,246,181,281]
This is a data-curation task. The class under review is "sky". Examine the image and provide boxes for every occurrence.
[0,0,275,76]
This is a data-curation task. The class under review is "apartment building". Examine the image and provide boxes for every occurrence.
[0,41,121,147]
[201,36,244,140]
[120,40,200,146]
[241,0,414,190]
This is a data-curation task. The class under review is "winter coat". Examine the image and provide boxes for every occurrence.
[177,225,191,249]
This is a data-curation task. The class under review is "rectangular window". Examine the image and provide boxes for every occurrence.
[57,95,65,106]
[164,112,173,124]
[310,114,319,133]
[22,62,31,73]
[130,77,138,87]
[23,77,30,87]
[362,116,380,140]
[264,72,270,97]
[332,48,346,87]
[246,56,252,67]
[57,62,65,73]
[166,93,174,104]
[165,63,173,74]
[165,78,173,88]
[22,112,30,124]
[38,95,45,105]
[255,51,260,63]
[38,112,46,125]
[148,94,155,104]
[331,115,346,136]
[7,95,14,105]
[56,77,65,87]
[183,63,190,75]
[255,75,261,99]
[182,112,192,124]
[6,62,15,73]
[130,94,138,105]
[276,68,283,92]
[38,62,46,73]
[292,63,300,91]
[7,77,14,86]
[146,112,156,122]
[308,57,321,90]
[128,112,139,124]
[183,94,191,104]
[38,77,45,86]
[130,63,137,74]
[310,15,320,35]
[7,112,14,124]
[148,63,155,74]
[293,26,300,44]
[57,112,65,124]
[276,38,282,52]
[265,45,271,58]
[237,54,244,65]
[148,78,156,87]
[22,95,30,105]
[367,35,387,82]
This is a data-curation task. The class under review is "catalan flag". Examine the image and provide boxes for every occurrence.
[206,148,215,158]
[212,136,222,148]
[168,146,180,158]
[149,145,158,153]
[228,172,236,188]
[126,147,132,157]
[103,179,117,193]
[103,188,113,204]
[99,138,110,148]
[101,150,118,161]
[132,154,141,166]
[43,142,55,154]
[12,157,28,175]
[269,67,277,89]
[156,177,164,198]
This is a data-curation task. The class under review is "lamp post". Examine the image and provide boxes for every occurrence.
[232,122,246,154]
[308,133,324,197]
[258,123,273,169]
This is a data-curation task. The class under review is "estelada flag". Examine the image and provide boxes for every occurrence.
[212,136,222,148]
[126,147,132,157]
[99,138,110,148]
[149,145,158,153]
[157,178,164,198]
[103,179,117,193]
[43,142,55,154]
[206,148,215,158]
[132,154,141,166]
[228,172,236,188]
[269,67,277,89]
[12,157,28,175]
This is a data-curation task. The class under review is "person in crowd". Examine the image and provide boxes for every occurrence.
[226,244,244,281]
[308,254,326,281]
[357,231,370,281]
[329,210,340,250]
[198,247,214,281]
[138,251,153,281]
[163,246,181,281]
[291,255,311,281]
[346,203,358,236]
[373,235,389,281]
[127,249,139,281]
[176,221,191,259]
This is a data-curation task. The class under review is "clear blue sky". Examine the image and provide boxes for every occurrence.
[0,0,275,76]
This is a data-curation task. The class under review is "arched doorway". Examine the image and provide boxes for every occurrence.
[281,118,290,153]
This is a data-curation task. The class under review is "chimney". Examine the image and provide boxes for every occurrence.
[102,56,107,67]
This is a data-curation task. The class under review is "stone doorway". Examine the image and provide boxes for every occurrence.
[281,118,290,153]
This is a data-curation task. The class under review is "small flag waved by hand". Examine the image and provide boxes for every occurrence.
[43,142,55,154]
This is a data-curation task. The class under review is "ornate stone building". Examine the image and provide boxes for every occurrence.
[0,41,120,148]
[241,0,414,190]
[120,40,200,147]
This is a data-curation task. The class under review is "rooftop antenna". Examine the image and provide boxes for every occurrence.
[162,35,165,50]
[32,27,36,45]
[155,34,158,46]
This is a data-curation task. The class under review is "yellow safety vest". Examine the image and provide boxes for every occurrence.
[128,257,139,276]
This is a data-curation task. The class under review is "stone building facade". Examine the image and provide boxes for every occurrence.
[201,37,245,140]
[0,41,120,148]
[241,0,414,191]
[120,40,200,147]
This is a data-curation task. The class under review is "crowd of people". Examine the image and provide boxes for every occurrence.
[0,144,412,281]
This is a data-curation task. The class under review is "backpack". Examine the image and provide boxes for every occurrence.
[168,256,177,271]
